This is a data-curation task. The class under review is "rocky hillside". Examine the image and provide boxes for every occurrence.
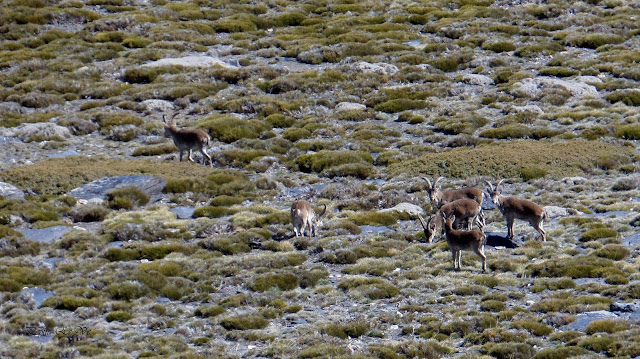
[0,0,639,358]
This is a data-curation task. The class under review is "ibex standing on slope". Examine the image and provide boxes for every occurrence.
[486,180,547,242]
[443,214,487,272]
[417,198,485,243]
[291,200,327,239]
[423,177,484,209]
[163,115,213,167]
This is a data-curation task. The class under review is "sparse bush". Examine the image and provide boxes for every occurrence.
[430,57,458,72]
[42,295,98,310]
[322,321,369,339]
[70,204,110,222]
[606,90,640,106]
[592,244,629,260]
[194,305,225,318]
[615,123,640,139]
[105,186,150,210]
[520,166,547,181]
[220,314,268,330]
[193,206,229,218]
[482,41,516,52]
[123,67,158,84]
[338,276,399,299]
[567,33,625,49]
[249,272,299,292]
[580,228,619,242]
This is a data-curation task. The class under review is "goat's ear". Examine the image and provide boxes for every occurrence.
[162,114,167,124]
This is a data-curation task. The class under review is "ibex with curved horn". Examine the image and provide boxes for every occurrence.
[423,177,484,209]
[291,200,327,238]
[417,199,484,243]
[163,114,213,167]
[486,179,547,242]
[443,214,487,272]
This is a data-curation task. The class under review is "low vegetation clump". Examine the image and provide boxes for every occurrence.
[220,314,269,330]
[580,228,619,242]
[322,321,369,339]
[526,256,624,279]
[106,186,150,210]
[337,276,400,299]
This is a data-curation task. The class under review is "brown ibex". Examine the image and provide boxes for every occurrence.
[485,179,547,242]
[443,214,487,272]
[290,200,327,239]
[417,199,485,243]
[163,114,213,167]
[423,177,484,209]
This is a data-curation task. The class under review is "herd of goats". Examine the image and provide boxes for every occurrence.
[290,177,547,273]
[161,114,547,273]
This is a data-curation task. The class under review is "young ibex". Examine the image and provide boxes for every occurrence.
[423,177,484,209]
[290,200,327,239]
[485,180,547,242]
[443,214,487,272]
[417,199,485,243]
[163,115,213,167]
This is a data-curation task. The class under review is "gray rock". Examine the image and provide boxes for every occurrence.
[170,206,195,219]
[510,104,544,115]
[19,287,56,308]
[560,310,618,332]
[462,74,494,86]
[66,175,167,202]
[352,62,399,76]
[19,225,74,243]
[0,181,25,199]
[511,77,599,99]
[380,202,424,216]
[142,99,175,113]
[544,205,570,219]
[335,102,366,111]
[0,122,72,142]
[144,55,234,68]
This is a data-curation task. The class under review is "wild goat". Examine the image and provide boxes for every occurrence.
[486,180,547,242]
[163,115,213,167]
[423,177,484,209]
[290,200,327,239]
[417,199,485,243]
[443,214,487,272]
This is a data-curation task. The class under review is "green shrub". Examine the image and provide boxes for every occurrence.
[532,346,589,359]
[122,36,152,48]
[606,90,640,106]
[249,272,299,292]
[198,116,269,143]
[527,256,623,279]
[106,310,134,322]
[615,124,640,139]
[586,319,629,334]
[70,204,110,222]
[322,321,369,339]
[264,114,295,128]
[430,57,458,72]
[374,99,429,113]
[106,282,145,300]
[194,305,225,318]
[42,295,98,310]
[480,300,505,312]
[567,33,625,49]
[193,206,229,218]
[104,247,141,261]
[539,66,579,77]
[592,244,629,260]
[337,276,399,299]
[293,150,373,173]
[106,186,150,210]
[141,243,193,260]
[580,228,619,242]
[220,314,268,330]
[123,67,158,84]
[482,41,516,52]
[520,166,547,181]
[484,342,535,359]
[282,128,312,142]
[132,143,178,156]
[512,319,553,336]
[349,211,397,226]
[479,124,531,139]
[578,336,617,354]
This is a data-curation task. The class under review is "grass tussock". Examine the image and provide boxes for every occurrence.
[388,140,635,179]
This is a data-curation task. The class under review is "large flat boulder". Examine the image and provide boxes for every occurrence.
[0,182,25,200]
[66,175,167,202]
